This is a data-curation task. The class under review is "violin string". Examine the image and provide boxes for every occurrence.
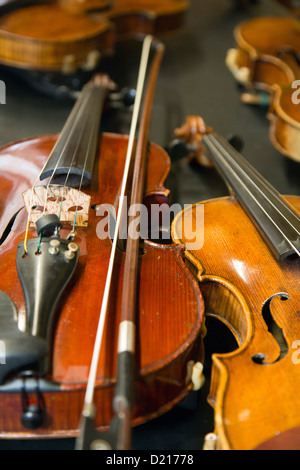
[42,92,91,216]
[62,91,97,229]
[215,134,300,236]
[23,144,71,253]
[23,90,91,252]
[213,134,300,238]
[54,84,105,229]
[204,135,298,364]
[24,86,100,250]
[58,117,87,226]
[78,96,99,195]
[62,87,100,191]
[204,135,300,257]
[211,136,300,235]
[83,35,153,409]
[71,94,100,228]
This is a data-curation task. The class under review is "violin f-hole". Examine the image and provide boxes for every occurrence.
[252,293,289,365]
[0,208,22,246]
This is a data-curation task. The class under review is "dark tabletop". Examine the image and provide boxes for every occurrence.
[0,0,299,451]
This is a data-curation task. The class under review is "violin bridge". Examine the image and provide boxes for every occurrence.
[22,185,91,227]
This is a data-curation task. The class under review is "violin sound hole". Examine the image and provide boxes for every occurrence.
[252,293,289,365]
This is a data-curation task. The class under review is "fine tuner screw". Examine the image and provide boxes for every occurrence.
[65,242,79,260]
[48,239,60,255]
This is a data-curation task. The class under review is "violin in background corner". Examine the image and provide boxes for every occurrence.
[226,16,300,163]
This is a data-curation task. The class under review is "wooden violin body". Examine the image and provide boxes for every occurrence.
[226,16,300,162]
[0,134,204,438]
[172,117,300,450]
[0,0,189,73]
[173,195,300,450]
[0,2,116,73]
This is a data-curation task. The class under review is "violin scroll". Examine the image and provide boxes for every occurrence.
[169,115,244,166]
[168,116,214,167]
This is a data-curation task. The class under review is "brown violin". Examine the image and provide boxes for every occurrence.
[0,0,189,74]
[0,39,205,449]
[66,0,190,40]
[0,0,116,73]
[172,116,300,450]
[226,16,300,163]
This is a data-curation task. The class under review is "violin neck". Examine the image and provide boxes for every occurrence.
[202,133,300,260]
[39,81,107,184]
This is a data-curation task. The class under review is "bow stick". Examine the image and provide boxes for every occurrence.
[76,35,165,451]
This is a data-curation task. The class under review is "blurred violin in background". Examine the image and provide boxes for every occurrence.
[226,16,300,163]
[0,0,189,96]
[172,115,300,450]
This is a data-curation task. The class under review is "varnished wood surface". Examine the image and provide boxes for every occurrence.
[0,0,189,71]
[172,195,300,450]
[0,133,204,438]
[0,4,116,71]
[0,0,299,451]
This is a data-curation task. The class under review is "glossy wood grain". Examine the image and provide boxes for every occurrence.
[172,195,300,450]
[0,0,189,72]
[0,4,116,71]
[0,133,205,438]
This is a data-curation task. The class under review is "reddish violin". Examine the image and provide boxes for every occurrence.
[0,38,205,450]
[226,16,300,163]
[172,116,300,450]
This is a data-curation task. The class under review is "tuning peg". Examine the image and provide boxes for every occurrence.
[109,87,136,109]
[226,134,244,152]
[165,139,191,162]
[166,134,245,162]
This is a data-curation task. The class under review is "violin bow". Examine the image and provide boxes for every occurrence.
[76,35,165,451]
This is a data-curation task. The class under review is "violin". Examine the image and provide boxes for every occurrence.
[0,0,189,74]
[172,116,300,450]
[66,0,190,40]
[226,16,300,163]
[0,38,205,450]
[0,0,116,74]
